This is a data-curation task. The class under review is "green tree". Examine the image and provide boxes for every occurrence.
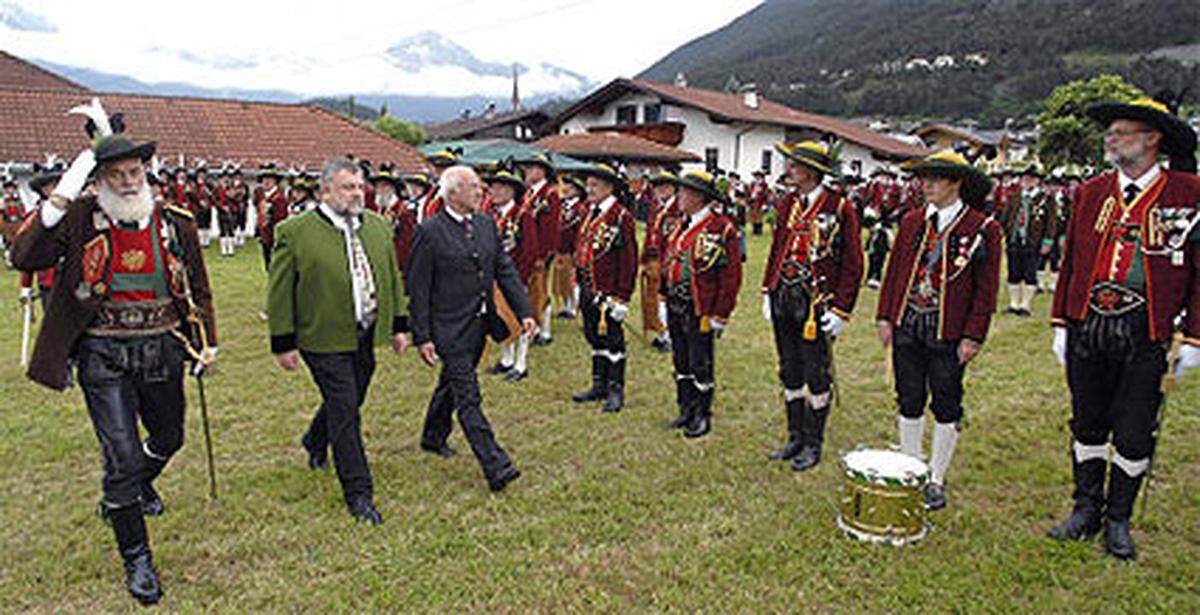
[1035,74,1144,169]
[373,115,426,146]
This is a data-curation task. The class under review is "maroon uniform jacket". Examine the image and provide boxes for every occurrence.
[762,187,864,320]
[1051,169,1200,346]
[391,198,417,274]
[489,200,540,285]
[523,181,560,262]
[660,208,742,323]
[255,185,289,247]
[877,205,1002,343]
[557,196,586,255]
[642,196,680,264]
[575,197,638,302]
[10,200,217,390]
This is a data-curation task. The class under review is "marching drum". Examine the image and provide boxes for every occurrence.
[837,449,929,546]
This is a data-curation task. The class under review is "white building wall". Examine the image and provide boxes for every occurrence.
[558,90,895,180]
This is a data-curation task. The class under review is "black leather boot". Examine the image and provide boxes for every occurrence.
[602,359,625,413]
[683,387,712,438]
[769,398,805,460]
[791,404,829,472]
[110,505,163,605]
[666,378,693,428]
[1104,464,1144,560]
[140,455,168,517]
[1047,457,1105,541]
[572,355,608,402]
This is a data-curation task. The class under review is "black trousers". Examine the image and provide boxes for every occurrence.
[865,229,890,283]
[666,295,714,417]
[217,211,237,237]
[892,312,964,423]
[420,319,512,478]
[261,242,272,272]
[580,286,626,361]
[1006,242,1039,284]
[301,327,377,501]
[77,334,187,508]
[769,285,832,398]
[1066,311,1165,461]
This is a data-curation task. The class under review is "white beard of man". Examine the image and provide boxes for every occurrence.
[98,182,155,223]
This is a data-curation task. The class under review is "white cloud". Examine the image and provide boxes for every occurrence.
[4,0,762,96]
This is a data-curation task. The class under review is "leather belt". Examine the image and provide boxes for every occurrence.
[1088,282,1146,317]
[87,298,179,337]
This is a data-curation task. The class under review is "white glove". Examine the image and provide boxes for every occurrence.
[52,148,96,202]
[193,346,219,377]
[19,287,33,301]
[657,300,668,328]
[709,318,727,331]
[1176,345,1200,379]
[821,311,846,338]
[608,302,628,322]
[1052,326,1067,366]
[762,294,772,322]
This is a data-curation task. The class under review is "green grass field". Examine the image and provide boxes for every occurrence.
[1,231,1197,612]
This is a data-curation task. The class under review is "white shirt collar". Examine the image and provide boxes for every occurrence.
[445,205,468,224]
[687,205,711,229]
[594,195,616,215]
[528,179,546,195]
[318,202,360,231]
[803,184,824,205]
[1118,164,1161,193]
[496,199,515,215]
[664,195,676,210]
[924,199,964,232]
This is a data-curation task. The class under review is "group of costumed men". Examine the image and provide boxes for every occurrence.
[7,91,1200,606]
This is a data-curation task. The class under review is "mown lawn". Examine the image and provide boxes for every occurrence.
[0,230,1196,612]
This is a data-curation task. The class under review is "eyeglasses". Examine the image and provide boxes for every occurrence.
[1104,129,1151,139]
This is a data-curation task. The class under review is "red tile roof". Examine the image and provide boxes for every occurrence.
[536,132,700,163]
[425,109,548,140]
[551,78,931,160]
[0,51,87,92]
[0,89,430,172]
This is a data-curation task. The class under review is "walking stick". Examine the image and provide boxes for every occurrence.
[194,370,218,500]
[1140,335,1182,518]
[19,292,35,366]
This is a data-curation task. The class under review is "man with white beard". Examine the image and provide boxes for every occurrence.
[11,101,218,606]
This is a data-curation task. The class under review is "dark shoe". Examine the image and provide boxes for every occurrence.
[141,483,165,517]
[301,435,328,470]
[556,310,574,319]
[420,442,458,458]
[769,435,804,461]
[532,336,553,347]
[682,416,710,439]
[121,547,163,605]
[650,337,671,353]
[1104,518,1137,560]
[488,465,521,493]
[923,482,948,510]
[504,369,528,382]
[347,496,382,525]
[1004,306,1019,315]
[1047,508,1103,541]
[572,356,607,402]
[665,411,690,429]
[602,384,624,413]
[790,446,821,471]
[487,361,513,375]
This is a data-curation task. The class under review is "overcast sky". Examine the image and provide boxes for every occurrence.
[5,0,763,96]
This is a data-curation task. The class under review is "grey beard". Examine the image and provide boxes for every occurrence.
[98,183,155,223]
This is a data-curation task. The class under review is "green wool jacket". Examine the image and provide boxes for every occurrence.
[268,208,407,354]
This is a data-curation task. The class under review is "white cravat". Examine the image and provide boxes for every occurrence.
[924,199,964,232]
[320,203,376,326]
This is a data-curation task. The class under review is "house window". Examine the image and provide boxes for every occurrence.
[643,103,662,124]
[705,148,719,172]
[616,105,637,125]
[761,150,772,173]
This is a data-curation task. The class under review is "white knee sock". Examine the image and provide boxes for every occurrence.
[539,305,552,339]
[929,421,960,485]
[514,333,530,373]
[1020,283,1033,311]
[500,342,515,368]
[899,415,925,459]
[1008,284,1021,310]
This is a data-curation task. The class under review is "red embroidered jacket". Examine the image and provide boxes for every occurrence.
[877,206,1002,343]
[1051,169,1200,346]
[523,181,560,261]
[660,208,742,323]
[575,198,638,302]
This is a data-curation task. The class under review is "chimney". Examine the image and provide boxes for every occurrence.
[741,83,759,109]
[511,64,521,112]
[674,72,688,88]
